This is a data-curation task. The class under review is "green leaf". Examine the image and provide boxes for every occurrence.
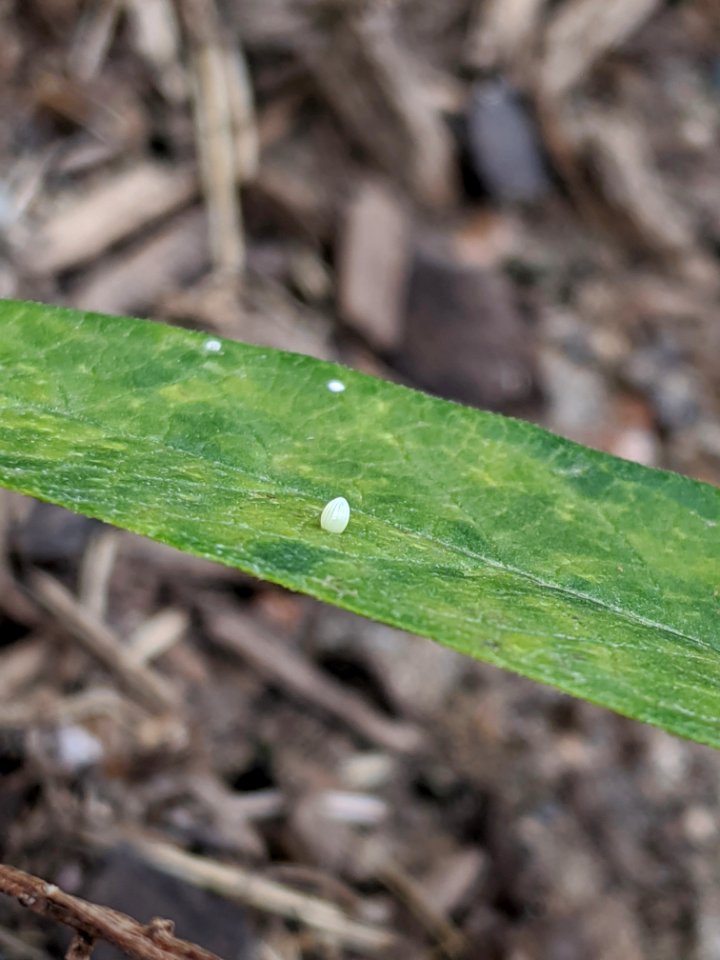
[0,299,718,745]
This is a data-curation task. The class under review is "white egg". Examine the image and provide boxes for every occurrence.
[326,379,346,393]
[320,496,350,534]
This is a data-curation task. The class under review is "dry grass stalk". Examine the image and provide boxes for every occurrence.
[183,0,257,275]
[0,687,133,730]
[125,836,396,953]
[78,530,119,620]
[189,42,245,273]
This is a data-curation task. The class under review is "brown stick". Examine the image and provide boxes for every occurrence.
[201,599,423,753]
[0,864,223,960]
[29,571,176,716]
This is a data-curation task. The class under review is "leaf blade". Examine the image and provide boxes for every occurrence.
[0,299,718,744]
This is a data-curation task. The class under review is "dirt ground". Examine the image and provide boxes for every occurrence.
[0,1,719,958]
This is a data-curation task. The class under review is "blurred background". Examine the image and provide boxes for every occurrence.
[0,1,719,958]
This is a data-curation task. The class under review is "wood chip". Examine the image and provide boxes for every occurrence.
[124,0,187,102]
[338,179,411,351]
[540,0,662,98]
[28,162,198,276]
[418,848,488,917]
[69,208,209,315]
[581,110,696,256]
[302,6,455,209]
[399,230,537,410]
[0,637,47,701]
[69,0,121,81]
[126,608,189,665]
[465,0,547,74]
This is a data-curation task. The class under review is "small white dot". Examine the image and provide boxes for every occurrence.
[203,338,222,353]
[327,379,346,393]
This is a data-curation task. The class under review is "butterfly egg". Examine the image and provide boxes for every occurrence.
[320,496,350,534]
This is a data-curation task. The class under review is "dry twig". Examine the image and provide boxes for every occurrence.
[65,932,96,960]
[201,599,423,753]
[0,863,223,960]
[30,571,176,716]
[378,861,466,958]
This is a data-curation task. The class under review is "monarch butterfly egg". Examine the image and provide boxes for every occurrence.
[320,496,350,534]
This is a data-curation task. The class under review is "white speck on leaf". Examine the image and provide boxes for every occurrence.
[321,496,350,533]
[327,379,346,393]
[203,338,222,353]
